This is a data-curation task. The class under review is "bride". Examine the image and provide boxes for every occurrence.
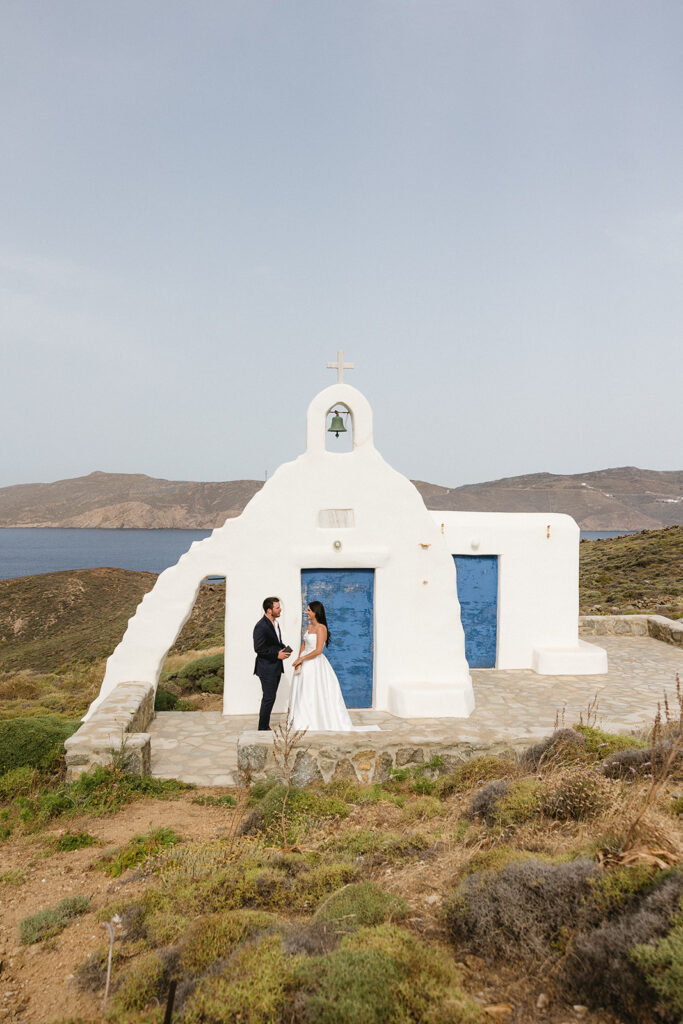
[289,600,379,732]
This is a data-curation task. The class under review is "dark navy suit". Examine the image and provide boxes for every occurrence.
[253,615,286,730]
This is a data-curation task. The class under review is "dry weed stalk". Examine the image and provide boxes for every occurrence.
[620,678,682,857]
[272,712,307,851]
[578,692,601,729]
[101,920,115,1015]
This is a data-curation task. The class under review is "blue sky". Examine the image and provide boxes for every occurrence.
[2,1,681,489]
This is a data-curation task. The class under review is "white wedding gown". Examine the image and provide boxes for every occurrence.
[288,633,380,732]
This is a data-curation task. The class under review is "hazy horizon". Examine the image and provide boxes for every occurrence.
[2,2,681,490]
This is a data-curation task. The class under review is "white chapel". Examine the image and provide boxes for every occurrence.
[85,353,606,724]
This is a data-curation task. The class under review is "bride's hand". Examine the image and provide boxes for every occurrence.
[293,659,302,670]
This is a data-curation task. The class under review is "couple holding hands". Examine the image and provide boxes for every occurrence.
[252,596,377,733]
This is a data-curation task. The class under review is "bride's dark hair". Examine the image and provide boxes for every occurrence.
[308,601,331,646]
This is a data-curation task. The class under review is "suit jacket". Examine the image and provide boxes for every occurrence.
[253,615,286,684]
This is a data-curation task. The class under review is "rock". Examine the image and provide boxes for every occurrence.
[395,746,425,767]
[573,1007,588,1018]
[291,751,323,787]
[536,992,549,1010]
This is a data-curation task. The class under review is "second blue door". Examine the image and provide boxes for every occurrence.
[300,569,374,707]
[453,555,498,668]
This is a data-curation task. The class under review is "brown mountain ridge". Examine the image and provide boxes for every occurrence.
[0,467,680,530]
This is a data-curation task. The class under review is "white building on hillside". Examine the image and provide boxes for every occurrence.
[85,354,606,723]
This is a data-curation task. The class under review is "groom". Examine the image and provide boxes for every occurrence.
[253,596,291,731]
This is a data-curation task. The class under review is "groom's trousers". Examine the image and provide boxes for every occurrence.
[257,675,279,731]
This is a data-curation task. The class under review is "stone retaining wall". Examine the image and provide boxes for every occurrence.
[580,614,682,647]
[64,682,154,780]
[237,729,520,787]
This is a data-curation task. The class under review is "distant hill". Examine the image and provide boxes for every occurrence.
[0,467,680,530]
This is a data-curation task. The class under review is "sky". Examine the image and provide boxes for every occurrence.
[1,0,681,490]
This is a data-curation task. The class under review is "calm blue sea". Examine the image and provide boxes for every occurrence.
[0,527,637,582]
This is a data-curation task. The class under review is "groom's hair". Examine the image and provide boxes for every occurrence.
[263,596,280,613]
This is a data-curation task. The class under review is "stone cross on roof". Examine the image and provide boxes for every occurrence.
[326,349,354,384]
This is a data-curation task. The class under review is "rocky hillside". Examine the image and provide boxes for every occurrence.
[0,467,680,530]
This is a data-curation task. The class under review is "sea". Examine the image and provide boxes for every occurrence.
[0,527,638,582]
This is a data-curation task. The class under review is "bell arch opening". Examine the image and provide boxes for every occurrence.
[325,402,354,452]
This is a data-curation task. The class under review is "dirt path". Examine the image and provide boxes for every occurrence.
[0,792,236,1024]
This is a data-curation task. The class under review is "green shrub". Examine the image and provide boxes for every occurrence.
[468,779,542,828]
[564,873,683,1020]
[437,755,514,797]
[191,793,236,807]
[154,687,178,711]
[57,830,97,852]
[295,924,482,1024]
[0,765,40,800]
[177,698,197,711]
[575,724,648,757]
[242,784,350,843]
[96,827,180,877]
[19,894,90,944]
[632,902,683,1020]
[199,673,223,694]
[314,881,409,934]
[182,932,296,1024]
[180,909,276,974]
[13,766,188,828]
[0,715,80,773]
[109,949,169,1013]
[0,868,27,885]
[326,829,428,864]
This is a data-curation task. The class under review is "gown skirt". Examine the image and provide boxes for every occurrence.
[288,633,380,732]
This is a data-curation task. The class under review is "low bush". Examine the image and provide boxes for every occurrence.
[181,932,295,1024]
[314,881,409,934]
[96,827,180,877]
[191,793,236,807]
[56,830,97,852]
[199,673,223,694]
[564,872,683,1021]
[601,739,681,779]
[13,765,189,828]
[468,779,541,828]
[576,724,648,757]
[19,894,90,944]
[632,893,683,1022]
[154,688,178,711]
[180,909,276,975]
[436,755,515,798]
[0,715,80,774]
[445,858,601,962]
[296,924,482,1024]
[326,829,428,864]
[110,948,177,1014]
[0,765,40,800]
[521,729,586,771]
[542,770,607,821]
[241,784,350,843]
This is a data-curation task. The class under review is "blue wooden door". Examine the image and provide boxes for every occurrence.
[453,555,498,668]
[300,569,374,708]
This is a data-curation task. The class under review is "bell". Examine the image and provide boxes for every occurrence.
[328,411,347,438]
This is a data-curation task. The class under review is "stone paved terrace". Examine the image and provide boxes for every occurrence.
[148,636,683,786]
